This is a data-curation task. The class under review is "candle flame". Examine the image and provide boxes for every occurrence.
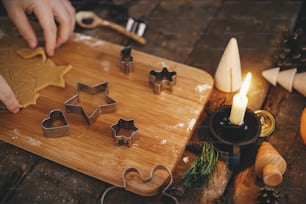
[239,72,252,96]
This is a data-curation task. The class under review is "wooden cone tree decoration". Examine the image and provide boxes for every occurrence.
[214,38,242,93]
[276,68,297,92]
[293,72,306,97]
[262,68,306,97]
[262,67,280,86]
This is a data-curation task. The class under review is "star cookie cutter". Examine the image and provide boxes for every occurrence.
[120,46,133,74]
[149,66,177,94]
[100,164,178,204]
[111,118,139,147]
[64,82,117,125]
[42,109,70,137]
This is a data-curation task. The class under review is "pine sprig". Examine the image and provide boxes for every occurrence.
[182,142,221,188]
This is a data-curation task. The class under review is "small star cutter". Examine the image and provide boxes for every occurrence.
[64,82,117,125]
[111,119,139,147]
[149,64,177,94]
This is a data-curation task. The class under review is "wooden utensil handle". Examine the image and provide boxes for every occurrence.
[106,21,147,45]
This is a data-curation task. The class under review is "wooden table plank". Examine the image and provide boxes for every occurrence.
[133,0,223,63]
[6,159,107,204]
[0,143,39,202]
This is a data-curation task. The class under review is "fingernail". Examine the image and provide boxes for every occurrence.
[11,107,20,114]
[28,39,37,48]
[56,41,61,48]
[46,47,54,56]
[48,50,54,57]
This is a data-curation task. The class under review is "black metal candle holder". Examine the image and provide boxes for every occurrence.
[209,105,261,171]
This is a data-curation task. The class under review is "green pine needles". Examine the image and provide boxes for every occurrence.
[182,141,221,188]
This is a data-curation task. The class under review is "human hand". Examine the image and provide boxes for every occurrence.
[0,74,21,113]
[2,0,75,57]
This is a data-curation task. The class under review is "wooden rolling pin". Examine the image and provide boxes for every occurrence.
[75,11,147,45]
[254,142,287,186]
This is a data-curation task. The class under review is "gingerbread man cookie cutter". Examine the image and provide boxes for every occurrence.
[100,164,178,204]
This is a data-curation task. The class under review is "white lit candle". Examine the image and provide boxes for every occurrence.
[229,73,252,125]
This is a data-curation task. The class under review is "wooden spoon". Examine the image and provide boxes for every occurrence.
[75,11,147,45]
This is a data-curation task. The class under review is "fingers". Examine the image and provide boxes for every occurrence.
[55,0,76,47]
[2,0,38,49]
[0,75,21,113]
[32,1,57,56]
[3,0,75,57]
[35,0,75,56]
[65,0,76,33]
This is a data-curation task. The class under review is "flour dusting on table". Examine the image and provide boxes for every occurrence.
[160,139,167,144]
[167,122,185,130]
[196,84,212,92]
[73,33,92,42]
[73,33,106,47]
[187,118,196,132]
[101,61,110,71]
[28,137,42,146]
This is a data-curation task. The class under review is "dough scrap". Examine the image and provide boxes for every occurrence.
[0,24,72,108]
[17,47,47,64]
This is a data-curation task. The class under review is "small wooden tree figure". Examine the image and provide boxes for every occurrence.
[262,68,306,97]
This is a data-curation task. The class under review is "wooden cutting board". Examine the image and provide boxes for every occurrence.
[0,27,213,196]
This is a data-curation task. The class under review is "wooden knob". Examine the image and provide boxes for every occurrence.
[254,142,287,186]
[263,163,283,186]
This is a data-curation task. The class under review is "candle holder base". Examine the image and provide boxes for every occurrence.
[209,105,261,171]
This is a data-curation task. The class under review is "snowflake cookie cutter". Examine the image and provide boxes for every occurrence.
[111,118,139,147]
[42,109,70,137]
[149,66,177,94]
[64,82,117,125]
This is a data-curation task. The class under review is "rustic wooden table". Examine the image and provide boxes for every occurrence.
[1,0,305,203]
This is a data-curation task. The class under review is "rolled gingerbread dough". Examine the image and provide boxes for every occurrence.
[0,22,72,108]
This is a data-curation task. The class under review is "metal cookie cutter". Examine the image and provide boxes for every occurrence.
[120,46,133,74]
[64,82,117,125]
[111,118,139,147]
[149,66,177,94]
[125,17,147,46]
[42,109,70,138]
[100,164,178,204]
[125,17,147,38]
